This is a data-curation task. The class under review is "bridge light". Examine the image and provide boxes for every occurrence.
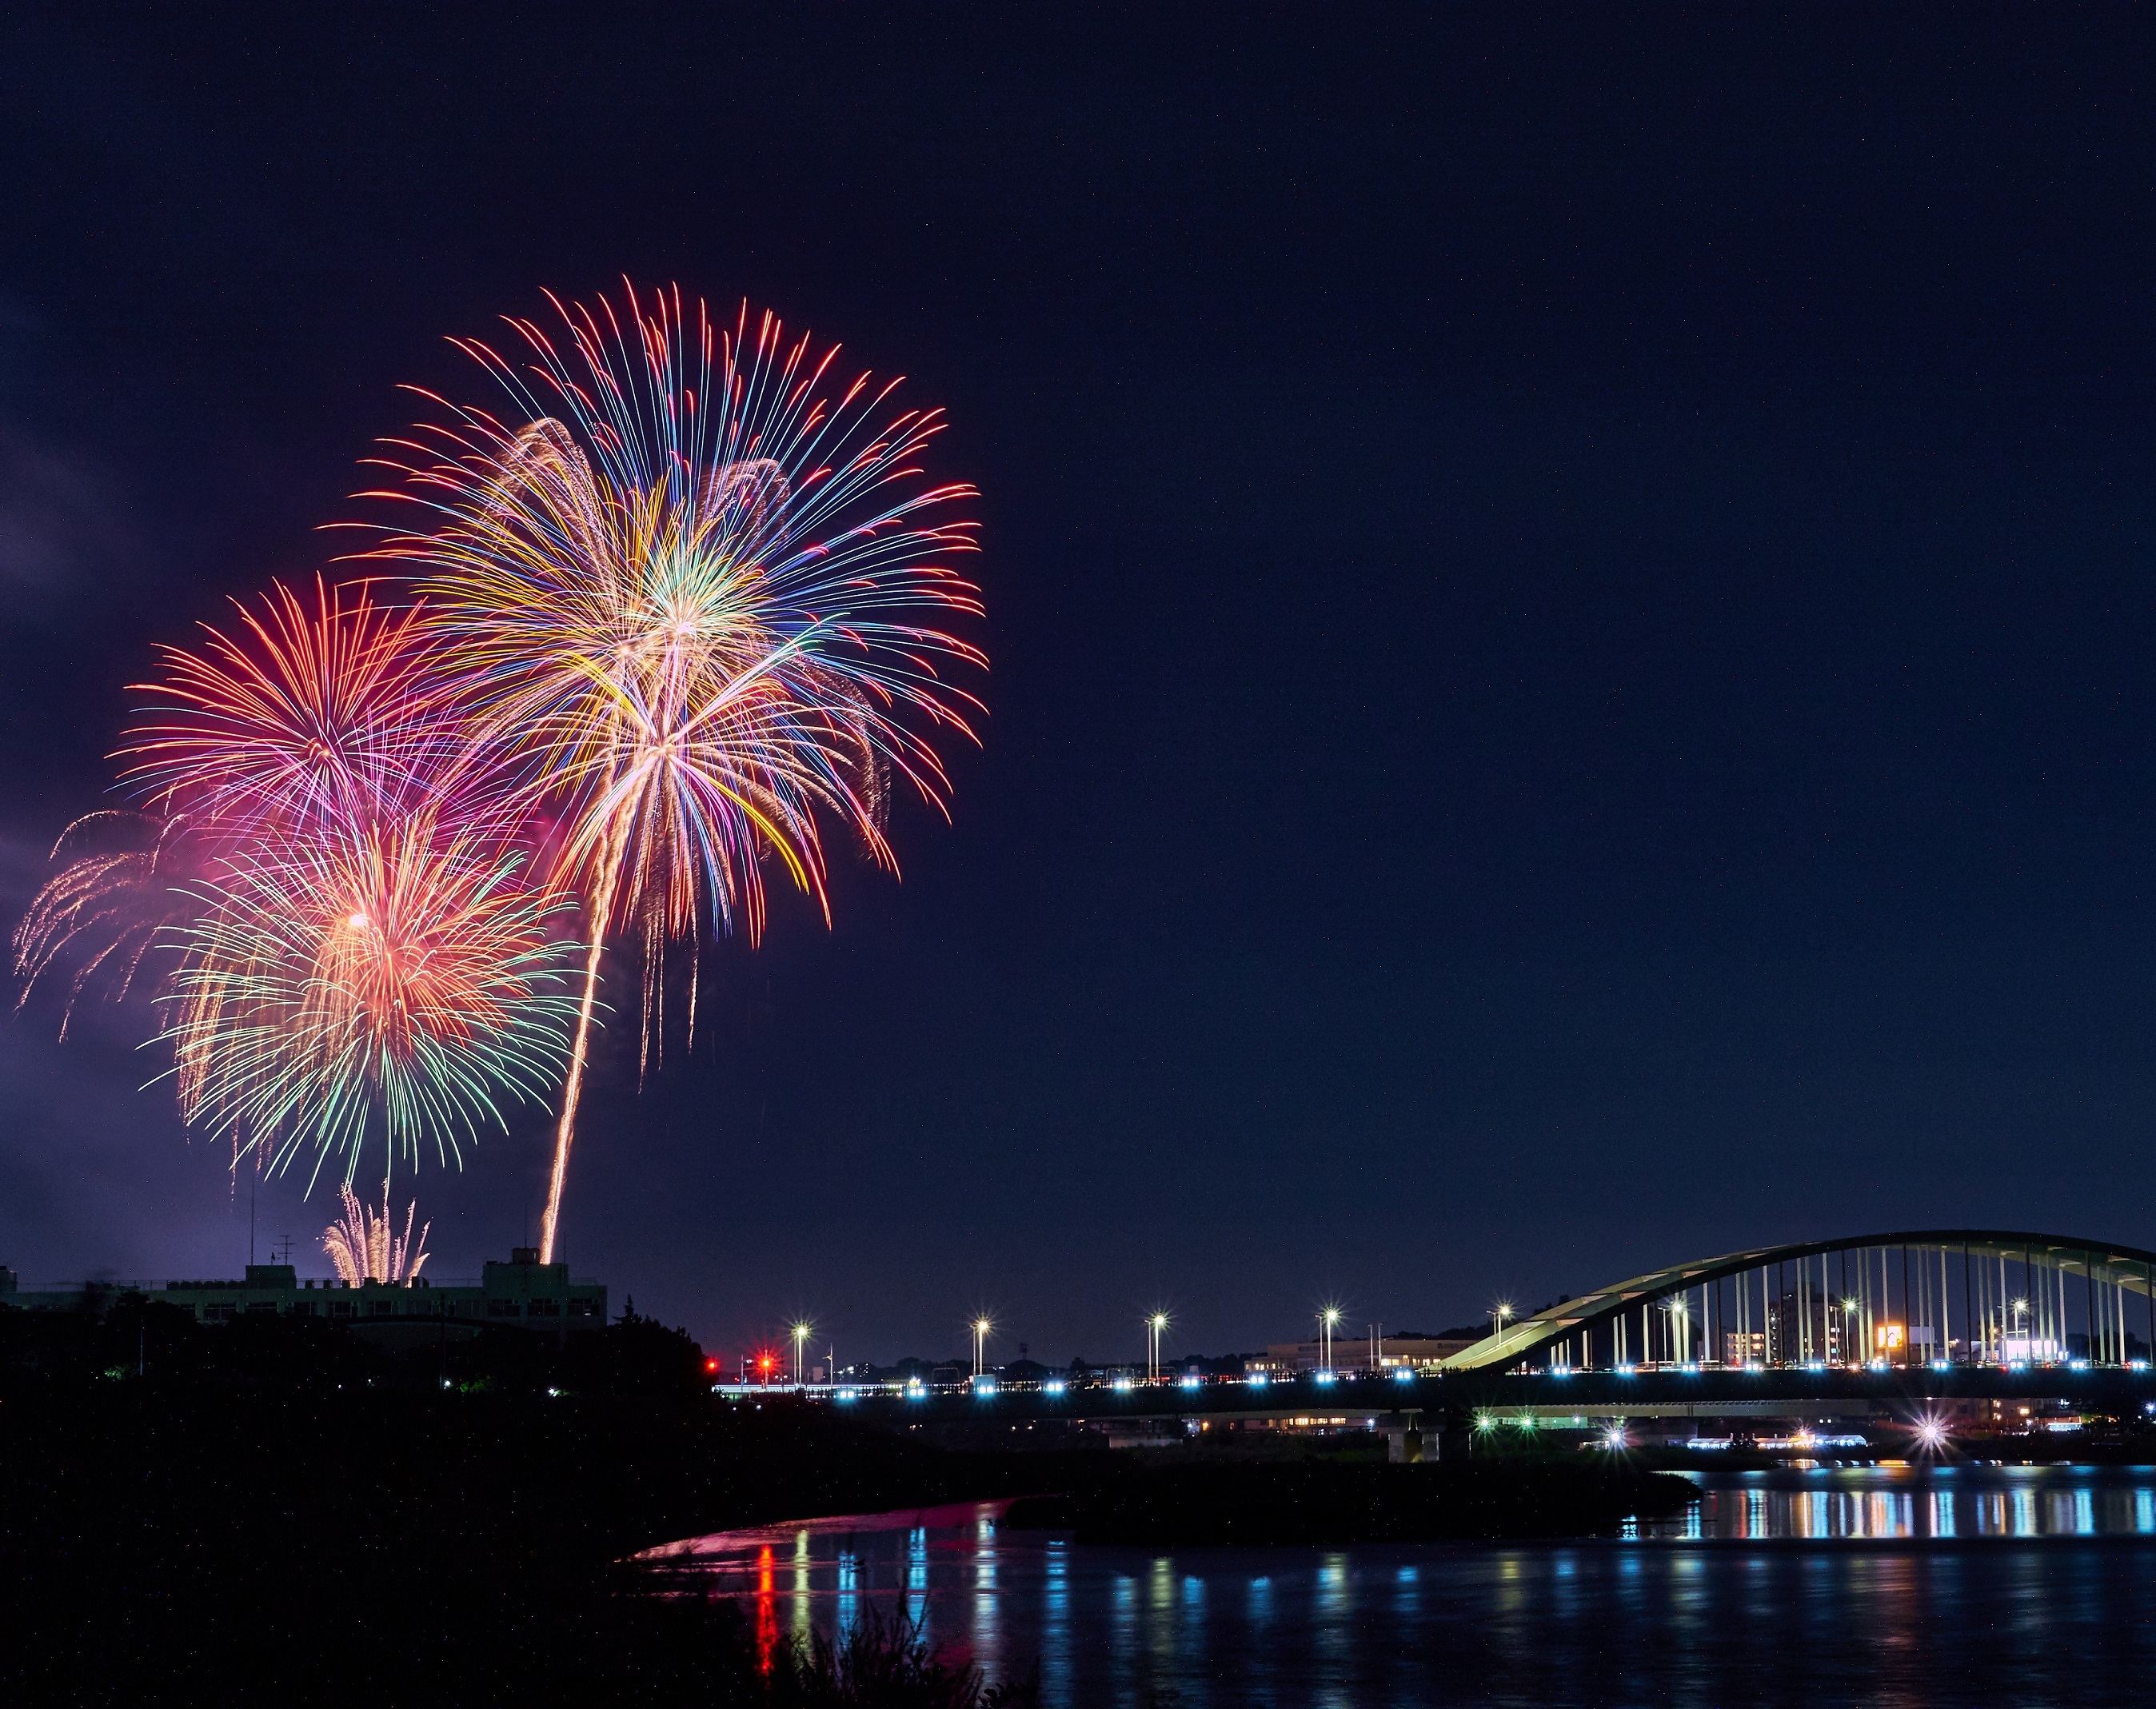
[1601,1425,1627,1450]
[1914,1416,1947,1450]
[1475,1411,1498,1433]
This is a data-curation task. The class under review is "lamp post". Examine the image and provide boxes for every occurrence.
[792,1321,812,1387]
[1321,1306,1342,1375]
[1146,1312,1169,1382]
[973,1316,992,1378]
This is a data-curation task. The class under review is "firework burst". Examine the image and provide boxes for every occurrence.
[160,805,584,1188]
[323,1182,431,1284]
[19,575,584,1192]
[359,284,985,1260]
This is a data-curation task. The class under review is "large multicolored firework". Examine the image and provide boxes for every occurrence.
[13,285,982,1233]
[361,285,984,1260]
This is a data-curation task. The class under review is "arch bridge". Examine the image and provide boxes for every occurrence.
[1441,1229,2156,1374]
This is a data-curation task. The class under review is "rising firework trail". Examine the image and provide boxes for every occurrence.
[360,283,985,1260]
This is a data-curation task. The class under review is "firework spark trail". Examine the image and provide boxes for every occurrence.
[11,811,198,1033]
[358,284,986,1260]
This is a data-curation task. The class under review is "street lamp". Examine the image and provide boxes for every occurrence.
[1319,1306,1342,1375]
[973,1316,992,1377]
[792,1321,813,1386]
[1144,1312,1169,1381]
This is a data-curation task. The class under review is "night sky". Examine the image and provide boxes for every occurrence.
[3,11,2154,1368]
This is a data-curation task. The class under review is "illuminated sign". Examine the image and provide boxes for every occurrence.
[1875,1323,1905,1352]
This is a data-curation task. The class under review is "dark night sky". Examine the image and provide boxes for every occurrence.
[2,9,2154,1367]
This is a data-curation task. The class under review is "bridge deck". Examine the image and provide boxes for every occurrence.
[729,1364,2156,1427]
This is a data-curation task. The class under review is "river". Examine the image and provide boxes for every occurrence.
[645,1463,2156,1706]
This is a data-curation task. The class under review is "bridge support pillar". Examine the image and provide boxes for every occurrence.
[1435,1407,1471,1463]
[1386,1426,1424,1464]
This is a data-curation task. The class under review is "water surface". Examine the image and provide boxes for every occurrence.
[649,1466,2156,1706]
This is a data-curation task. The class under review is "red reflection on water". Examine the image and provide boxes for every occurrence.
[757,1544,777,1673]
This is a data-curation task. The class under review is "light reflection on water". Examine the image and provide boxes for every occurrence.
[645,1469,2156,1707]
[1641,1462,2156,1539]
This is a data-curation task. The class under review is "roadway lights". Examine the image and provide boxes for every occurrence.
[1601,1426,1627,1451]
[1475,1412,1498,1433]
[1179,1374,1201,1390]
[1044,1380,1066,1396]
[1314,1370,1337,1386]
[1391,1368,1415,1384]
[792,1320,813,1386]
[972,1316,993,1377]
[1248,1373,1271,1388]
[1914,1417,1948,1451]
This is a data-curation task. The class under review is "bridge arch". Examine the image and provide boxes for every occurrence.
[1438,1229,2156,1372]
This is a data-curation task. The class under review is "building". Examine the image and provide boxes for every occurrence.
[1252,1328,1483,1375]
[0,1248,607,1341]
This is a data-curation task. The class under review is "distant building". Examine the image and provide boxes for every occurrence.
[0,1248,606,1341]
[1252,1328,1483,1375]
